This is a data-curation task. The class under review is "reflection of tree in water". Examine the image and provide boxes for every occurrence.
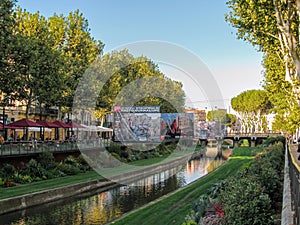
[6,192,122,225]
[109,167,185,213]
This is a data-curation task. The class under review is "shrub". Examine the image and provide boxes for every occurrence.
[245,142,284,206]
[12,172,23,184]
[22,175,33,183]
[265,135,286,146]
[38,151,57,170]
[239,139,249,147]
[0,164,16,180]
[47,168,64,178]
[208,180,227,199]
[183,194,211,224]
[181,220,197,225]
[57,162,81,175]
[76,155,91,171]
[220,176,273,225]
[23,159,48,179]
[64,156,81,168]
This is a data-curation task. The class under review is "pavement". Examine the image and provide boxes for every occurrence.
[289,144,300,168]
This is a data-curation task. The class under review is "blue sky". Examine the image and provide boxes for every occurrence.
[17,0,264,110]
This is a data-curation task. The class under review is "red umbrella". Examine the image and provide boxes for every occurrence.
[37,120,60,128]
[8,118,43,127]
[66,121,86,129]
[52,121,73,128]
[0,123,19,130]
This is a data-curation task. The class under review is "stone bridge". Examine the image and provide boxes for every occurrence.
[223,133,274,147]
[199,133,281,147]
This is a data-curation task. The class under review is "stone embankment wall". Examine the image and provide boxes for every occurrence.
[281,145,295,225]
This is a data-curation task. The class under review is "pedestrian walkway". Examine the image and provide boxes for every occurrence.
[290,144,300,168]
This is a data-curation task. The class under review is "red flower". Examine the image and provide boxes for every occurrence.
[211,201,225,218]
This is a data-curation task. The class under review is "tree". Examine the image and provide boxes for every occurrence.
[13,8,104,119]
[95,50,185,115]
[8,8,65,118]
[55,10,104,116]
[206,109,227,122]
[6,35,63,118]
[263,50,300,133]
[231,90,271,133]
[226,0,300,88]
[72,49,186,124]
[225,113,236,128]
[0,0,17,100]
[226,0,300,133]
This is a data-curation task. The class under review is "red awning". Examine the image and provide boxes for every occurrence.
[66,121,86,129]
[52,121,72,128]
[8,119,43,127]
[0,123,19,130]
[37,120,60,128]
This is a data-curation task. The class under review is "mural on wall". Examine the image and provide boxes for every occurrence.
[161,113,194,138]
[113,106,161,142]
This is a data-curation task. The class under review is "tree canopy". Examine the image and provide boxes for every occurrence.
[226,0,300,133]
[0,1,185,124]
[73,49,186,123]
[231,90,271,133]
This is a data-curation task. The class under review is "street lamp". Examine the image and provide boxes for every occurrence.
[0,103,6,138]
[0,97,14,139]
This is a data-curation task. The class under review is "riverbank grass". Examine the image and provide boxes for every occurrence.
[110,148,259,225]
[0,170,102,200]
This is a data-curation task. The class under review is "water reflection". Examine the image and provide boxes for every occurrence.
[1,148,227,225]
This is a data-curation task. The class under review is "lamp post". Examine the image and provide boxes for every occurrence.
[0,103,7,139]
[2,105,4,131]
[0,97,14,140]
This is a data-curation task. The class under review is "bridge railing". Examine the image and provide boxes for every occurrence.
[225,132,281,137]
[288,145,300,225]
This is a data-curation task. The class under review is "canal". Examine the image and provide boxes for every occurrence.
[0,147,228,225]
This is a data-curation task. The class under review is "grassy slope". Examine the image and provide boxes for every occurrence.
[0,171,102,199]
[111,155,253,225]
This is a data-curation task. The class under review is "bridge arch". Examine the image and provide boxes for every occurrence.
[223,133,274,147]
[222,139,234,148]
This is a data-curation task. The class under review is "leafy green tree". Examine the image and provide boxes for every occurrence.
[206,109,227,122]
[93,50,185,116]
[55,10,104,117]
[0,0,17,101]
[231,90,271,133]
[13,8,104,119]
[225,113,236,128]
[226,0,300,86]
[263,51,300,133]
[72,49,185,125]
[6,35,63,118]
[226,0,300,133]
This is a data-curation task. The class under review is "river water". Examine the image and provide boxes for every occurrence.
[0,147,228,225]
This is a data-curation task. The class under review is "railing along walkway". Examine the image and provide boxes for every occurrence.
[287,144,300,225]
[0,140,110,156]
[225,132,281,137]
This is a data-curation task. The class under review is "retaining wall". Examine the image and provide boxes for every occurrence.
[281,145,294,225]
